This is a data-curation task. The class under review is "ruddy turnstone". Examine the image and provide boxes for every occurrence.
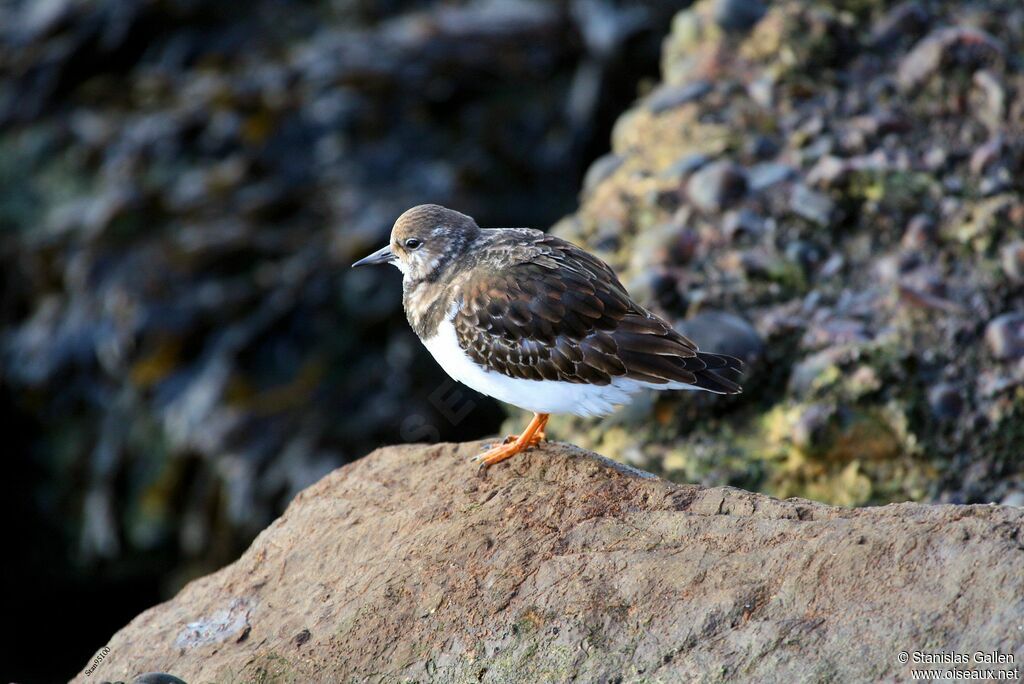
[353,204,742,466]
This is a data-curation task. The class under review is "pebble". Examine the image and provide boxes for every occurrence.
[647,81,713,114]
[806,156,850,187]
[664,153,711,179]
[747,162,797,192]
[789,184,836,226]
[900,214,937,249]
[973,69,1006,126]
[793,403,835,450]
[869,1,929,49]
[897,26,1005,91]
[1000,240,1024,281]
[943,175,964,194]
[979,174,1011,197]
[799,136,835,165]
[927,382,963,419]
[969,136,1003,176]
[713,0,766,32]
[801,318,870,349]
[686,160,748,213]
[744,134,780,160]
[785,240,825,272]
[671,227,701,264]
[582,153,623,195]
[627,270,683,312]
[722,209,765,242]
[789,348,845,397]
[984,313,1024,360]
[922,146,949,172]
[819,253,845,278]
[747,75,775,108]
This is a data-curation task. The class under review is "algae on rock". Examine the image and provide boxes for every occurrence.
[541,0,1024,506]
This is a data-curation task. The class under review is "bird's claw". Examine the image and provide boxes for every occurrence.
[472,414,549,467]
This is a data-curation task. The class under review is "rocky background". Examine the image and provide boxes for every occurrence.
[546,0,1024,508]
[3,0,1024,681]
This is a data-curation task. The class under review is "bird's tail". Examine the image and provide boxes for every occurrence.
[689,351,743,394]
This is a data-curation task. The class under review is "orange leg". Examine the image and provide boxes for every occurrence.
[475,413,549,467]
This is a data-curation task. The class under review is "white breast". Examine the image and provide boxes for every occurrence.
[421,316,649,417]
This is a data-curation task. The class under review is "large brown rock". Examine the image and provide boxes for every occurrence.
[75,442,1024,683]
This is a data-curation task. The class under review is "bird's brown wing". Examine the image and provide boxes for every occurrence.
[451,234,742,393]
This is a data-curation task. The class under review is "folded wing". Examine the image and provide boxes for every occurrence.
[452,234,742,394]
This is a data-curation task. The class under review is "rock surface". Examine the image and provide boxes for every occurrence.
[75,442,1024,683]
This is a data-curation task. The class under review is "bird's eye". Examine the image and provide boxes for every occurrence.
[404,238,422,250]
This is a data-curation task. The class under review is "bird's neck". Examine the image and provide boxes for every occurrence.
[403,261,473,340]
[403,233,485,338]
[403,276,452,340]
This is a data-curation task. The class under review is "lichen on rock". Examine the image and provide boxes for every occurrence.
[544,0,1024,506]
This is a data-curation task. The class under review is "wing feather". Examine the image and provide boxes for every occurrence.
[451,232,743,393]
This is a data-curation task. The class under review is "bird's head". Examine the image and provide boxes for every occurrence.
[352,204,481,281]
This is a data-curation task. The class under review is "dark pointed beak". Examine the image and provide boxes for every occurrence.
[351,245,395,268]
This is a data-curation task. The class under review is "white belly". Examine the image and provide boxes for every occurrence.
[421,318,651,417]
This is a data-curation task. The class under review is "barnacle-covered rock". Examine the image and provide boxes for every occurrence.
[543,0,1024,507]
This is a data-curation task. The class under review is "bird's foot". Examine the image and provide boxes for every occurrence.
[500,429,545,446]
[474,413,549,467]
[473,439,533,467]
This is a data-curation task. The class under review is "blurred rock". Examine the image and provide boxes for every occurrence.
[665,152,712,178]
[985,313,1024,360]
[789,349,843,397]
[744,134,780,160]
[785,240,825,273]
[582,153,623,196]
[897,26,1004,91]
[747,162,798,191]
[870,2,930,50]
[676,310,764,364]
[969,136,1004,176]
[901,214,938,249]
[646,80,712,114]
[1001,240,1024,281]
[927,382,964,420]
[789,184,836,227]
[722,209,765,242]
[712,0,766,33]
[972,69,1006,129]
[686,160,748,213]
[792,403,834,451]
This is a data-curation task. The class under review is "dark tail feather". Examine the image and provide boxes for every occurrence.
[692,352,744,394]
[697,351,744,372]
[621,349,744,394]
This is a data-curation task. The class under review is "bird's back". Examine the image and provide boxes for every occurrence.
[449,228,743,394]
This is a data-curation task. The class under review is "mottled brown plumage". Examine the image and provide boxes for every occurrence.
[449,229,742,394]
[370,204,742,394]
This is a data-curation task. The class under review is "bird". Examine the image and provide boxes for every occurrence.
[352,204,742,467]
